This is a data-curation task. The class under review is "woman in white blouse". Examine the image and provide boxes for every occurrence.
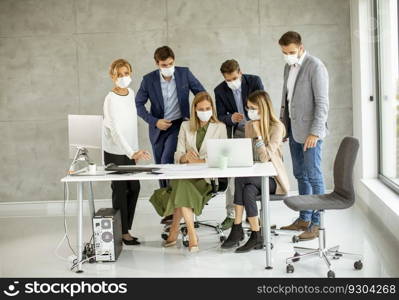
[103,59,151,246]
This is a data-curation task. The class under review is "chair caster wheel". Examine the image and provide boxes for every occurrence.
[220,236,226,242]
[292,235,300,243]
[354,260,363,270]
[194,222,199,229]
[161,233,168,240]
[183,240,189,247]
[270,243,274,250]
[292,252,300,262]
[327,270,335,278]
[181,227,188,235]
[286,264,294,273]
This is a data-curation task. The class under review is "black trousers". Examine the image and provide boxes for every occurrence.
[233,176,277,218]
[104,151,140,234]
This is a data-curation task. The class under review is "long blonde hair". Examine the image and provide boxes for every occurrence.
[247,90,285,143]
[189,92,219,132]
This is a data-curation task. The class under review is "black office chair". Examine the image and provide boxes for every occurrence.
[161,178,228,247]
[284,137,363,278]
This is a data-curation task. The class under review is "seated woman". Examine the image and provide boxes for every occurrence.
[150,91,227,252]
[221,90,290,253]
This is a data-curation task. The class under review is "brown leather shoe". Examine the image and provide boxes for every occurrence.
[298,225,320,241]
[280,218,310,231]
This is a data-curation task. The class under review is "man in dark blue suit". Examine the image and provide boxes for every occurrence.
[214,59,264,230]
[135,46,205,191]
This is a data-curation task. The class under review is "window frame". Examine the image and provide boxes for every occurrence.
[374,0,399,195]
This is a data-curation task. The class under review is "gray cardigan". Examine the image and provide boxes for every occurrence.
[279,53,329,143]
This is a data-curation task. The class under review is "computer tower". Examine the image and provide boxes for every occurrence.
[92,208,122,262]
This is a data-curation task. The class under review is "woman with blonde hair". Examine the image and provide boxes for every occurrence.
[221,90,290,253]
[150,91,227,252]
[103,58,151,245]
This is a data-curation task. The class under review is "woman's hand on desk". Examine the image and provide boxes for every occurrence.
[132,150,151,161]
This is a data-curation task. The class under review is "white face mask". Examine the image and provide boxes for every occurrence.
[196,110,212,122]
[248,109,260,121]
[226,77,242,90]
[116,76,132,88]
[283,50,301,65]
[160,65,175,77]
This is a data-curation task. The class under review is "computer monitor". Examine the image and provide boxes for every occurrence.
[68,114,103,159]
[206,138,254,167]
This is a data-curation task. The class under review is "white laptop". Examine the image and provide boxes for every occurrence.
[206,138,253,168]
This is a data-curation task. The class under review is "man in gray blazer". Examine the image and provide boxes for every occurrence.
[278,31,329,241]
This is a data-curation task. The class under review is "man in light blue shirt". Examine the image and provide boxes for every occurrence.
[136,45,205,195]
[160,72,182,121]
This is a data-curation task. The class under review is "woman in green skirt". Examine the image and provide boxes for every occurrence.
[150,92,227,252]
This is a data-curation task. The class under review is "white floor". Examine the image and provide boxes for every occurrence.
[1,195,399,278]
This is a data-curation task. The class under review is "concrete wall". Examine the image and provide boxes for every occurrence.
[0,0,352,202]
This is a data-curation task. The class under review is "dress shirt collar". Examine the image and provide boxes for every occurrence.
[159,70,175,82]
[233,86,242,95]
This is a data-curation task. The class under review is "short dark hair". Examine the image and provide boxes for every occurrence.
[220,59,240,74]
[154,46,175,62]
[278,31,302,46]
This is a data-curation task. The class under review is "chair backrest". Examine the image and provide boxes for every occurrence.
[211,178,229,194]
[333,136,359,201]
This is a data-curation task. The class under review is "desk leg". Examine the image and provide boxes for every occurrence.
[261,176,272,270]
[76,182,84,273]
[88,181,95,218]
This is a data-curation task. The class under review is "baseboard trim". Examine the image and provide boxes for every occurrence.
[0,190,312,218]
[0,195,228,218]
[0,198,143,217]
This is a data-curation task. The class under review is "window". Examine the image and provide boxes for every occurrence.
[375,0,399,193]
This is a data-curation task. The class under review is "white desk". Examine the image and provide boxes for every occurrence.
[61,162,277,273]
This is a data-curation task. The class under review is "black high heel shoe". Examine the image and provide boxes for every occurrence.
[235,230,263,253]
[122,238,141,245]
[221,223,244,249]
